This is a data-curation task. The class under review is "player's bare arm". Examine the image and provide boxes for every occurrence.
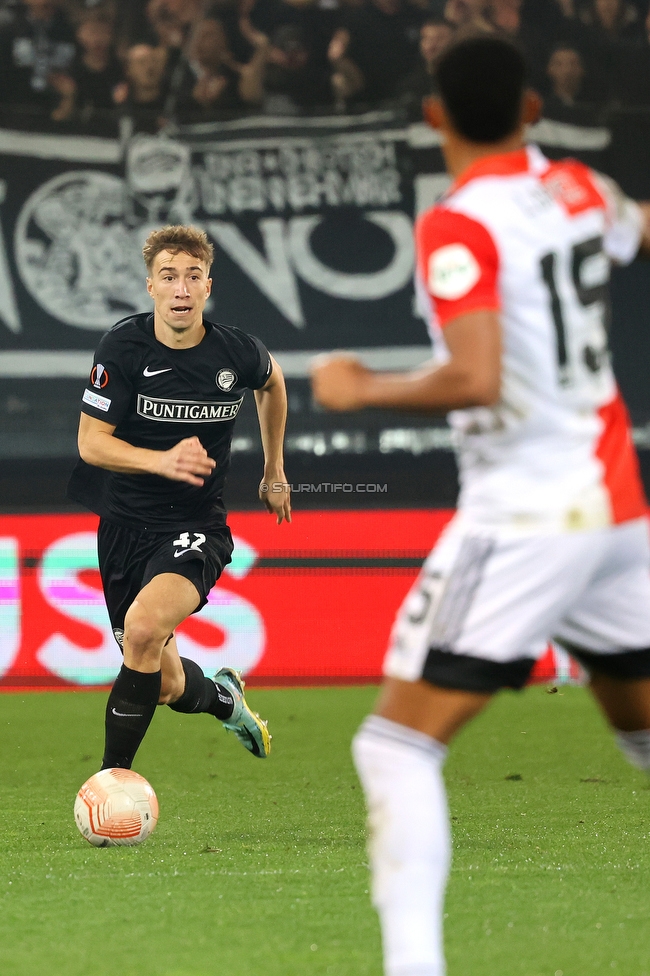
[255,353,292,523]
[77,413,215,486]
[310,308,501,413]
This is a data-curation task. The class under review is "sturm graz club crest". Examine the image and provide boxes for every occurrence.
[216,368,237,392]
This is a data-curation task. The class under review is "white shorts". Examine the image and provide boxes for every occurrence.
[384,515,650,692]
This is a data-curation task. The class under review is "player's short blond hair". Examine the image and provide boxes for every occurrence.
[143,225,214,274]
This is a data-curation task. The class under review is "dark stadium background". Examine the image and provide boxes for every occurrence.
[0,0,649,686]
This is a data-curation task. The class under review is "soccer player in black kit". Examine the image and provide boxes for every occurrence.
[68,224,291,770]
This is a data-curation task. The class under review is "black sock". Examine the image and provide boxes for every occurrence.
[101,665,161,770]
[168,657,234,720]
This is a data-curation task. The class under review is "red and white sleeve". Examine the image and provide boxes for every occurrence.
[415,207,500,328]
[591,170,644,266]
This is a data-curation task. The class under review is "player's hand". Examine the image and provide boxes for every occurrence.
[310,354,370,412]
[259,469,292,524]
[157,437,216,486]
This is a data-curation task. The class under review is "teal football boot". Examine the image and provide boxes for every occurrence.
[214,667,271,758]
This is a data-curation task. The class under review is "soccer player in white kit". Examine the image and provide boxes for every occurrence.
[311,35,650,976]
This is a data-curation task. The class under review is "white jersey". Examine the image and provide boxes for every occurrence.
[416,144,646,535]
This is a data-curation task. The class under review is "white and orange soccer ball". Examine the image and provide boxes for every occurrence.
[74,768,159,847]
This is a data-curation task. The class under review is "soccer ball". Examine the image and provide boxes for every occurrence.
[74,768,159,847]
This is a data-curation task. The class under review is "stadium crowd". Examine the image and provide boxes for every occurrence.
[0,0,649,131]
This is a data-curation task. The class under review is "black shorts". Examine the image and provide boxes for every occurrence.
[97,519,233,645]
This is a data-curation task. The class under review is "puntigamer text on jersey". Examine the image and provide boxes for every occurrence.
[136,394,244,423]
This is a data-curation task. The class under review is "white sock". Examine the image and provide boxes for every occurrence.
[615,728,650,772]
[352,715,450,976]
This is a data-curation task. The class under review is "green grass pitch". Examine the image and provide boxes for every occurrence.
[0,684,648,976]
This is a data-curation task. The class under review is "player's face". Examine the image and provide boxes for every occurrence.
[147,250,212,335]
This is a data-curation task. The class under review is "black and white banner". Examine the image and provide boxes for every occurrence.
[0,111,618,370]
[2,111,650,485]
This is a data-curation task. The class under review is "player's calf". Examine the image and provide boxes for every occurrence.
[168,656,235,719]
[102,664,162,770]
[353,715,449,976]
[615,729,650,772]
[589,673,650,773]
[168,659,271,757]
[102,591,198,769]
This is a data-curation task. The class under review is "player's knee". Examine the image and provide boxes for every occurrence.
[123,603,168,655]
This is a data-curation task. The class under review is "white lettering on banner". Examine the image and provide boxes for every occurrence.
[36,531,121,685]
[289,212,415,299]
[209,211,414,325]
[414,174,452,217]
[198,140,401,213]
[33,532,264,684]
[12,130,416,331]
[208,218,304,328]
[0,538,20,677]
[137,393,244,422]
[0,182,21,334]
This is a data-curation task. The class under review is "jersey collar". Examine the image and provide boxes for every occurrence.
[448,145,538,195]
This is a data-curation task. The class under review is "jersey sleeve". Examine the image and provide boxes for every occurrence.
[415,207,500,327]
[80,331,135,426]
[591,171,644,265]
[228,330,273,390]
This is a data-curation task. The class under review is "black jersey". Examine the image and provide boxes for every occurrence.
[67,313,272,530]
